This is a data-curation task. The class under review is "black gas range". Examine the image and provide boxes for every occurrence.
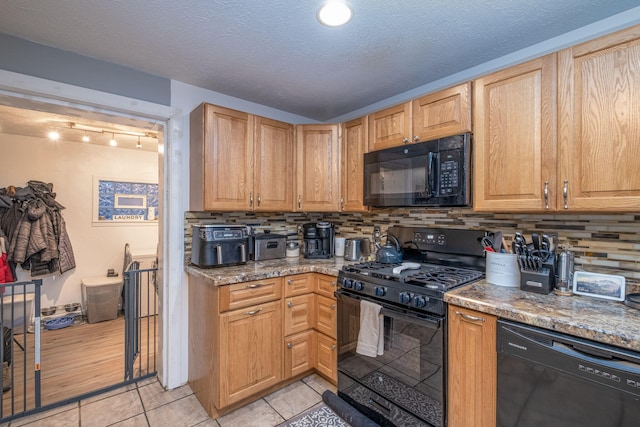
[337,226,487,317]
[336,226,488,427]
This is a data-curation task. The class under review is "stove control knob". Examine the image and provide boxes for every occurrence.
[399,292,413,304]
[353,281,364,291]
[374,286,387,297]
[414,296,427,308]
[342,278,353,289]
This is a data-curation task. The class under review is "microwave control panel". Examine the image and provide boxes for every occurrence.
[439,150,461,195]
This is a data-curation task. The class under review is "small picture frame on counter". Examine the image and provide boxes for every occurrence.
[572,271,626,301]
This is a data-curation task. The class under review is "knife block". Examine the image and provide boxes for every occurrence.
[520,268,554,294]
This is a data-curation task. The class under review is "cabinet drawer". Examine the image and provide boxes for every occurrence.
[284,273,314,297]
[315,275,338,299]
[219,277,283,312]
[284,294,315,336]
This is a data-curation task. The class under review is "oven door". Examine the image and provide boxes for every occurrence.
[336,290,445,427]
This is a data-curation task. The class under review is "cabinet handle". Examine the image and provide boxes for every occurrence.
[413,136,419,143]
[563,180,569,209]
[287,279,294,285]
[287,301,294,308]
[544,181,549,210]
[257,193,261,207]
[249,192,254,208]
[244,308,263,316]
[245,283,263,289]
[340,197,344,211]
[287,342,293,349]
[455,310,484,323]
[331,345,336,351]
[297,195,302,209]
[330,304,336,310]
[402,137,409,144]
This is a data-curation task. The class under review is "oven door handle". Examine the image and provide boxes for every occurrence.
[336,290,442,328]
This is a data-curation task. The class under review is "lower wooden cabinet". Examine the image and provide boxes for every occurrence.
[219,300,283,407]
[315,295,336,338]
[284,330,315,378]
[315,333,338,381]
[284,293,315,336]
[447,305,497,427]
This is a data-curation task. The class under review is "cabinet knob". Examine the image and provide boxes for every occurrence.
[402,137,409,144]
[330,304,336,310]
[331,281,337,287]
[287,342,293,349]
[331,345,337,351]
[287,301,294,308]
[287,279,294,285]
[563,180,569,209]
[413,136,419,143]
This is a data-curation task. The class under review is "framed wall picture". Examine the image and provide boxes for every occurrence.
[573,271,626,301]
[93,177,158,225]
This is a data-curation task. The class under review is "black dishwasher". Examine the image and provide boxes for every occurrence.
[497,320,640,427]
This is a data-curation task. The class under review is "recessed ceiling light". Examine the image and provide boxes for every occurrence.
[317,1,352,27]
[48,131,60,141]
[82,134,90,143]
[109,134,118,147]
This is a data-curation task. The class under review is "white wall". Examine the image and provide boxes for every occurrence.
[0,133,158,307]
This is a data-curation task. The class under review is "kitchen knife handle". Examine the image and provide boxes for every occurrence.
[563,180,569,209]
[544,181,549,210]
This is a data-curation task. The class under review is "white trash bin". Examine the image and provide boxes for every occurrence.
[81,276,123,323]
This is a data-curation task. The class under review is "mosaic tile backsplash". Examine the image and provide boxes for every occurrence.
[184,208,640,282]
[98,180,159,221]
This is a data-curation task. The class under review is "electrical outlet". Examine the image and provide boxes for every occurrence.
[373,225,382,243]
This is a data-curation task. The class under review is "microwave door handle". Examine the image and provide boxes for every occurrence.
[239,242,247,262]
[428,152,438,197]
[216,244,223,265]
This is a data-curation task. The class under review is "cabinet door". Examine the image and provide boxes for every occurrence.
[368,102,412,151]
[284,330,315,380]
[190,103,254,211]
[341,117,368,212]
[254,116,294,211]
[448,305,496,427]
[295,124,341,211]
[315,295,337,339]
[315,274,338,299]
[284,274,314,297]
[284,294,315,336]
[473,54,557,212]
[315,333,337,383]
[412,82,471,141]
[219,301,282,407]
[558,25,640,211]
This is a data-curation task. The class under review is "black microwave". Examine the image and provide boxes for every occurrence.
[363,133,472,207]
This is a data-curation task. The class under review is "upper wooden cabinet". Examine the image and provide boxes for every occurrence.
[368,82,471,151]
[190,103,293,211]
[558,25,640,211]
[412,82,471,142]
[368,102,412,151]
[341,117,368,212]
[254,116,294,211]
[295,124,341,212]
[473,54,558,211]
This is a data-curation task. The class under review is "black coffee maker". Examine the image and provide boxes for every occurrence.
[303,222,334,259]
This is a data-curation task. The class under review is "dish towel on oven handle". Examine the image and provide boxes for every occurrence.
[356,300,384,357]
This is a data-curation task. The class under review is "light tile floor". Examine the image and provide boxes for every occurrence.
[1,374,336,427]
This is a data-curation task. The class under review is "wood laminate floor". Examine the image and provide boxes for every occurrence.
[2,315,157,418]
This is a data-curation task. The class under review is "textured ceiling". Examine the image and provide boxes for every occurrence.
[1,0,640,122]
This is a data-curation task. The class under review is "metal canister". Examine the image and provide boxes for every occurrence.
[555,249,574,293]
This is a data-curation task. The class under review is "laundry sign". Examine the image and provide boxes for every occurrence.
[112,215,145,221]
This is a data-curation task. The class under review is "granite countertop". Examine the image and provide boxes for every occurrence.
[445,280,640,352]
[185,256,348,286]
